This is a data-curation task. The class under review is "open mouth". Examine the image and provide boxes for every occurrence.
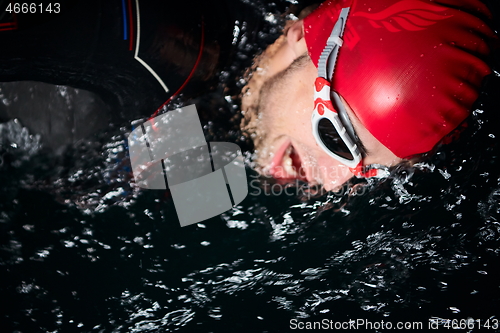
[268,140,307,182]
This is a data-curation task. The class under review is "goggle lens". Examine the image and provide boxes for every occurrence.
[317,118,354,161]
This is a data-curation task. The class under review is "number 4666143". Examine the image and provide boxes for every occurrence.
[6,3,61,14]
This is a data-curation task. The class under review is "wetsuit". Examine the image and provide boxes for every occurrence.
[0,0,261,120]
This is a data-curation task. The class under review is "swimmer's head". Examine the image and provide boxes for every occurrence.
[304,0,495,158]
[241,0,496,190]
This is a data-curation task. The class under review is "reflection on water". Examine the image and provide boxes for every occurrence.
[2,1,500,332]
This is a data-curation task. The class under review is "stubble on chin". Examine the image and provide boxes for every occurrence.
[240,35,287,142]
[241,52,311,172]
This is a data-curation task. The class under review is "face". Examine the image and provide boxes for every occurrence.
[243,51,402,191]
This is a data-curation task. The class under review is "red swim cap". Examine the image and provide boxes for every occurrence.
[304,0,495,158]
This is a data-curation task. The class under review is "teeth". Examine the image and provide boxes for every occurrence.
[282,147,297,177]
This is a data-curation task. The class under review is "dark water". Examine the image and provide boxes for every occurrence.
[2,1,500,332]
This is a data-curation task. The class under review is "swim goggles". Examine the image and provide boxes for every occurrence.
[311,7,386,178]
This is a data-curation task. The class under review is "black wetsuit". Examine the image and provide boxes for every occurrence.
[0,0,261,120]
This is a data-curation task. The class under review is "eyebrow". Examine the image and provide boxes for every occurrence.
[349,122,369,157]
[339,108,370,157]
[355,133,369,157]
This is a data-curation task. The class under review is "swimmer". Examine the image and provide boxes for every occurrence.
[0,0,496,189]
[0,0,263,151]
[241,0,496,191]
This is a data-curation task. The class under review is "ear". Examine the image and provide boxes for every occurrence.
[286,20,308,57]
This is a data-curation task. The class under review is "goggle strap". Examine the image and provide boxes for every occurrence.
[317,7,350,80]
[349,163,390,179]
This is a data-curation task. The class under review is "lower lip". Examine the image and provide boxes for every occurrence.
[268,140,292,179]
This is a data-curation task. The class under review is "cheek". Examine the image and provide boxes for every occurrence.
[300,147,355,189]
[316,156,354,190]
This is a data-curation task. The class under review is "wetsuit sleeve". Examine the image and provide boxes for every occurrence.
[0,0,234,119]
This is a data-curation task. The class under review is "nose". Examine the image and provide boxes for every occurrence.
[312,155,355,191]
